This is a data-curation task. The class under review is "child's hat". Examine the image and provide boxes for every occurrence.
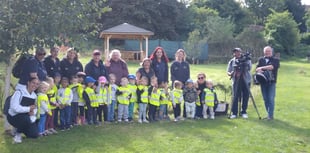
[85,76,96,84]
[98,76,107,83]
[186,79,194,84]
[76,71,86,77]
[127,74,136,79]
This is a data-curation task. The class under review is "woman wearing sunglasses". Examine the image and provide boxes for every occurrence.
[195,73,207,119]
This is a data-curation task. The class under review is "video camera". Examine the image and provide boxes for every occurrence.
[234,51,251,67]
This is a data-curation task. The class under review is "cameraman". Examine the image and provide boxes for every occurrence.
[227,48,252,119]
[256,46,280,120]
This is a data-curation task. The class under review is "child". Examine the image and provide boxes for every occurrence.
[171,80,184,122]
[136,76,149,123]
[76,72,86,125]
[127,74,137,121]
[82,76,97,125]
[45,77,59,134]
[116,77,131,122]
[69,75,79,126]
[148,77,163,122]
[57,77,73,130]
[53,73,61,128]
[183,79,197,119]
[37,81,52,136]
[158,82,169,120]
[202,79,218,119]
[97,76,108,125]
[108,74,118,122]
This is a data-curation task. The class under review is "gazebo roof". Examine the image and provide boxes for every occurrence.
[100,23,154,39]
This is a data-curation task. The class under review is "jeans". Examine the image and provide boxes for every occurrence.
[71,102,79,124]
[159,104,167,120]
[148,104,157,122]
[118,104,129,121]
[38,114,46,134]
[108,100,116,121]
[128,102,135,120]
[60,106,71,129]
[232,79,249,115]
[260,82,276,118]
[138,103,148,120]
[185,102,196,118]
[195,105,203,118]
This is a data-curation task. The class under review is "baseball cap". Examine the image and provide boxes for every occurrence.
[186,79,194,84]
[85,76,96,84]
[93,50,101,56]
[127,74,136,80]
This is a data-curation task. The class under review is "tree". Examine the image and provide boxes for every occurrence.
[0,0,109,103]
[285,0,307,33]
[184,29,206,64]
[244,0,286,25]
[100,0,190,40]
[265,11,301,55]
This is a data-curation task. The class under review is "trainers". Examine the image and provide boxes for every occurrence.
[210,116,215,120]
[138,119,142,123]
[242,114,248,119]
[230,114,237,119]
[143,119,149,123]
[124,119,129,122]
[174,119,178,122]
[118,119,122,123]
[13,133,22,143]
[49,128,58,134]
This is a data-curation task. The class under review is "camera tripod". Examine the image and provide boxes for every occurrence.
[229,65,262,119]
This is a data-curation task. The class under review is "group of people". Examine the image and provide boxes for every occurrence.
[5,45,280,144]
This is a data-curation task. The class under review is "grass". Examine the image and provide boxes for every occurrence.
[0,57,310,153]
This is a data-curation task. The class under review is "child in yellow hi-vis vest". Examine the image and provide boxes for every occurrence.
[83,76,97,125]
[116,77,131,122]
[171,80,184,122]
[45,77,59,134]
[137,76,149,123]
[158,82,169,120]
[57,77,73,130]
[76,72,86,125]
[202,79,218,120]
[127,74,137,121]
[148,77,165,122]
[37,81,52,136]
[69,75,80,126]
[97,76,108,125]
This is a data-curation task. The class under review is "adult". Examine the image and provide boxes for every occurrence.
[227,48,252,119]
[256,46,280,120]
[149,46,169,84]
[105,49,129,85]
[170,49,190,85]
[136,58,155,85]
[16,47,47,90]
[7,77,40,143]
[44,46,61,77]
[60,48,83,79]
[195,73,207,118]
[85,50,108,80]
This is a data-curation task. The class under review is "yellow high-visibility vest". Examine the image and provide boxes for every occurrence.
[149,88,161,106]
[204,88,215,107]
[159,88,168,105]
[97,86,107,105]
[170,89,183,104]
[37,93,52,116]
[47,88,57,110]
[57,87,72,105]
[137,85,149,103]
[128,84,137,103]
[117,86,130,105]
[85,87,98,107]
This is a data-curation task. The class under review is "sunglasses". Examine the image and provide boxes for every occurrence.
[198,77,204,80]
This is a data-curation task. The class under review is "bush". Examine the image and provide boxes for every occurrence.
[300,33,310,45]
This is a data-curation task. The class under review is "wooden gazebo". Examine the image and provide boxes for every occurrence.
[100,23,154,60]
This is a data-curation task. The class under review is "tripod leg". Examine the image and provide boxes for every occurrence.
[249,90,262,119]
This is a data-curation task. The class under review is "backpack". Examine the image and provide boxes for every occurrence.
[3,90,22,116]
[12,53,33,78]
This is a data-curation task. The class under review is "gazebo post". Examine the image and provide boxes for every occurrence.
[139,38,143,60]
[145,36,149,58]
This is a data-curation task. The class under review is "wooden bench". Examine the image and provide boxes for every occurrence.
[120,51,145,61]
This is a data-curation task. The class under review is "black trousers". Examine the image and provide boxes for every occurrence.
[97,104,108,122]
[173,104,181,118]
[71,102,79,124]
[148,104,158,122]
[7,113,38,138]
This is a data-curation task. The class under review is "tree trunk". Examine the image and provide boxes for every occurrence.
[3,56,14,105]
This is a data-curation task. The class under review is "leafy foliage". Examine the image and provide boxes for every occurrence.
[265,11,301,55]
[285,0,307,32]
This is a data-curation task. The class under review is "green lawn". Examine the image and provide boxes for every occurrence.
[0,59,309,153]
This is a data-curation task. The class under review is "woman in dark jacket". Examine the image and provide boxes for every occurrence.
[149,46,169,84]
[60,48,83,79]
[170,49,190,85]
[44,47,61,78]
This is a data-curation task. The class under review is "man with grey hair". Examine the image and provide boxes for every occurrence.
[256,46,280,120]
[227,48,252,119]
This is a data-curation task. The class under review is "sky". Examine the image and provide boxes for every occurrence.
[302,0,310,5]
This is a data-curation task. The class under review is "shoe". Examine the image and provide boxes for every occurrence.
[203,115,207,119]
[13,133,22,143]
[230,115,237,119]
[143,119,149,123]
[118,120,122,123]
[49,128,58,134]
[138,119,142,123]
[210,116,215,120]
[45,130,53,135]
[124,119,129,122]
[174,119,178,122]
[242,114,248,119]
